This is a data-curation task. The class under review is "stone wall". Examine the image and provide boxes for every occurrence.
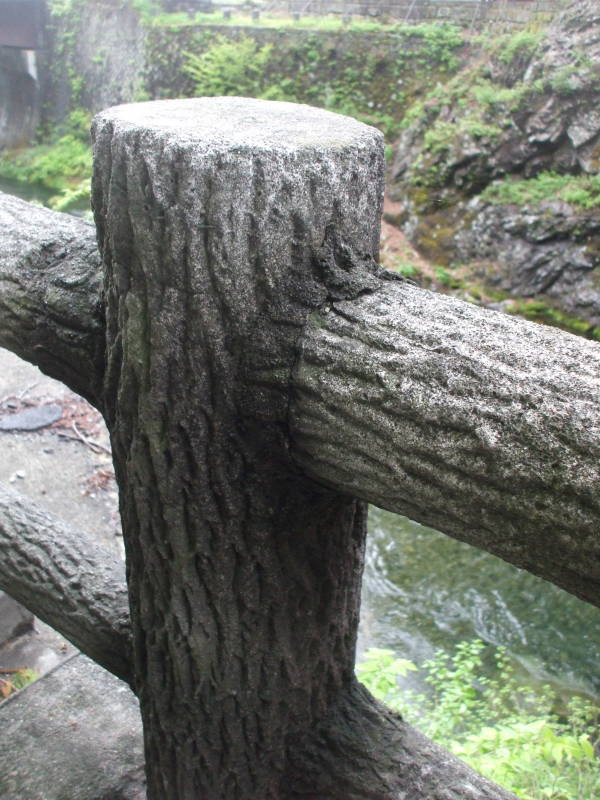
[0,0,569,146]
[38,0,146,129]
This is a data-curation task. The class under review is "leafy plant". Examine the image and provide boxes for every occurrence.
[393,261,421,280]
[0,110,92,210]
[433,265,462,289]
[183,36,274,98]
[482,173,600,211]
[357,641,600,800]
[0,668,37,699]
[497,30,542,66]
[472,80,531,109]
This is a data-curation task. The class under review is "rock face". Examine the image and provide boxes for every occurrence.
[389,0,600,329]
[456,198,600,327]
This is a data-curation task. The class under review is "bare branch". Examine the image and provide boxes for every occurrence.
[0,193,105,408]
[290,280,600,607]
[0,485,133,686]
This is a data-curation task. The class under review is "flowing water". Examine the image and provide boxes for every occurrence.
[0,177,55,206]
[0,177,91,217]
[2,178,598,701]
[361,507,600,700]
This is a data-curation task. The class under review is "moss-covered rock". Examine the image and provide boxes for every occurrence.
[455,197,600,327]
[389,0,600,327]
[143,21,467,138]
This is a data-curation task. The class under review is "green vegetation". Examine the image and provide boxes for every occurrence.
[433,265,463,289]
[502,299,600,341]
[394,25,551,201]
[0,668,37,699]
[183,36,274,98]
[150,22,465,139]
[423,116,501,156]
[0,110,92,211]
[497,30,543,66]
[393,261,422,280]
[482,173,600,211]
[357,641,600,800]
[472,80,531,110]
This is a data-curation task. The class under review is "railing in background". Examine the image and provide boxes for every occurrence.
[284,0,569,29]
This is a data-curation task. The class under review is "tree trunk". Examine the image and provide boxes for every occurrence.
[90,97,515,800]
[92,97,378,799]
[289,281,600,607]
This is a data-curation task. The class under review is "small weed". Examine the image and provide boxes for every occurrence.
[357,641,600,800]
[434,265,462,288]
[0,668,37,699]
[482,173,600,211]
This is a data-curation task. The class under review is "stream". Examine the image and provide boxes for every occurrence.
[362,508,600,699]
[2,178,599,702]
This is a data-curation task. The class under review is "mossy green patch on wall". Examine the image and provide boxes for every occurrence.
[482,173,600,211]
[143,22,466,139]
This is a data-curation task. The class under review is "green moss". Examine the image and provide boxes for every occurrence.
[505,299,600,339]
[496,30,542,66]
[482,173,600,211]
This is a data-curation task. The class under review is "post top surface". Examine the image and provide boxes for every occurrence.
[94,97,382,152]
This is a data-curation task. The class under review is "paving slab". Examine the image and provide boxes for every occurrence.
[0,654,145,800]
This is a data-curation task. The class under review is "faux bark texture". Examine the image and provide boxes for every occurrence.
[90,96,515,800]
[0,96,596,800]
[285,682,516,800]
[0,486,132,685]
[0,192,104,406]
[92,97,387,800]
[290,281,600,607]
